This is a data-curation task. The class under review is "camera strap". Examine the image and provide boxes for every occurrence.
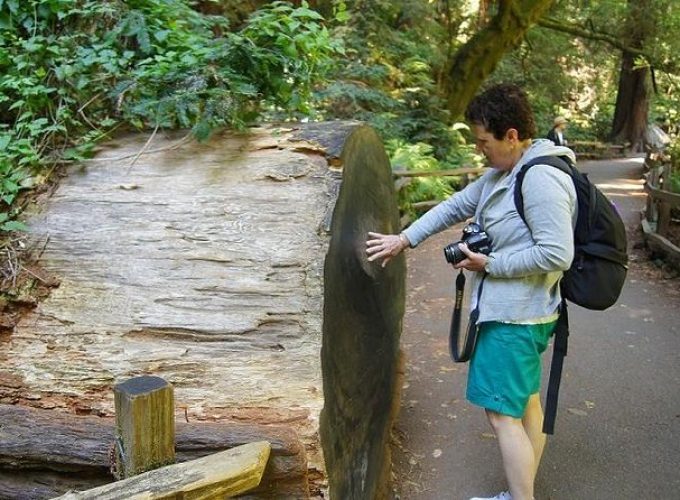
[449,270,487,362]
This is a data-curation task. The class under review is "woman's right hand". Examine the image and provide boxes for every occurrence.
[366,231,410,268]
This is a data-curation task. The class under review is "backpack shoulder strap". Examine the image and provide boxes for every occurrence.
[543,300,569,434]
[514,155,573,224]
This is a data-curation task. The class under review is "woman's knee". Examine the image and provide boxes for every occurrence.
[486,410,522,432]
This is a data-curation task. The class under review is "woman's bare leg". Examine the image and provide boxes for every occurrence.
[486,410,534,500]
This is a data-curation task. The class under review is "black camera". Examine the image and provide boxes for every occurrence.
[443,222,492,265]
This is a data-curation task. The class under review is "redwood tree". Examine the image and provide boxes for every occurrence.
[609,0,654,149]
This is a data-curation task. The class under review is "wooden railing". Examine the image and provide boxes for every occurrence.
[393,142,627,225]
[393,165,487,225]
[570,140,628,159]
[642,155,680,268]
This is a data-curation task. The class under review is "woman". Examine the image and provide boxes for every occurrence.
[366,84,577,500]
[546,116,568,146]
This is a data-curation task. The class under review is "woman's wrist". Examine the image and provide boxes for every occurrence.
[484,254,495,274]
[398,233,410,249]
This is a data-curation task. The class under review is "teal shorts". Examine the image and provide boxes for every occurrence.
[466,320,556,418]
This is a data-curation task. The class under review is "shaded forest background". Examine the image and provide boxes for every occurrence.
[1,0,680,232]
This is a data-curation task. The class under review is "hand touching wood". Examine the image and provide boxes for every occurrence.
[366,231,410,267]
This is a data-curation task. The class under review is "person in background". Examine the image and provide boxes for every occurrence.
[546,116,568,146]
[366,84,577,500]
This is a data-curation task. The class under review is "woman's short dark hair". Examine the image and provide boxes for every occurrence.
[464,83,536,141]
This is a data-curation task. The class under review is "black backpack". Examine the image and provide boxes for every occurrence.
[514,155,629,434]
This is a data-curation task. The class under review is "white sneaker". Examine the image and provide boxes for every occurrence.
[469,491,512,500]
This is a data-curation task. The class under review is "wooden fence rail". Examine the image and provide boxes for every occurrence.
[569,140,628,159]
[392,141,626,213]
[642,156,680,268]
[393,166,488,227]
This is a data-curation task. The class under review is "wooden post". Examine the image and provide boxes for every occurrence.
[646,167,660,225]
[113,376,175,479]
[658,164,672,236]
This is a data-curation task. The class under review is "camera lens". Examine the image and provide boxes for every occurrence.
[443,242,466,265]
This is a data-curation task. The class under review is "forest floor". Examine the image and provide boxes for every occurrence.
[390,155,680,500]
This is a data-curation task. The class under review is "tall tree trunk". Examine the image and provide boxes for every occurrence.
[609,53,650,150]
[609,0,654,150]
[444,0,554,120]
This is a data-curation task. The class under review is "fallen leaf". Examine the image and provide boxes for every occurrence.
[584,400,595,409]
[439,366,459,372]
[568,408,588,416]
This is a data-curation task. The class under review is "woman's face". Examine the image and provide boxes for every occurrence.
[471,124,518,171]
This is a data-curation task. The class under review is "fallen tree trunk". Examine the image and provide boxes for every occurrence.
[0,404,307,499]
[0,121,405,497]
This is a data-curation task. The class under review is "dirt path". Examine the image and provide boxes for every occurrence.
[391,156,680,500]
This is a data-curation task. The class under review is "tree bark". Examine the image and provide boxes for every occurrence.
[444,0,554,120]
[609,0,654,150]
[610,52,650,150]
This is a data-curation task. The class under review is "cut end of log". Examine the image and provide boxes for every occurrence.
[113,375,170,396]
[320,125,406,498]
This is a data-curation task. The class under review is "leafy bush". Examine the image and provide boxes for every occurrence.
[667,136,680,194]
[387,123,482,219]
[0,0,342,235]
[314,0,457,159]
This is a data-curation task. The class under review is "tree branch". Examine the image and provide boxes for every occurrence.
[536,17,677,75]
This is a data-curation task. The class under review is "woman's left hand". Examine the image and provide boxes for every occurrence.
[366,231,409,268]
[453,243,489,272]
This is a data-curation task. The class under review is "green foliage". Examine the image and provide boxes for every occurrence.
[311,0,482,218]
[386,123,481,218]
[489,12,620,142]
[669,172,680,195]
[0,0,341,235]
[4,0,680,234]
[0,157,31,232]
[389,140,453,218]
[314,0,456,158]
[511,0,680,143]
[666,136,680,194]
[240,1,343,117]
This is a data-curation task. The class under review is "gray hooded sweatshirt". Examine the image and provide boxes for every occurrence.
[402,139,577,323]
